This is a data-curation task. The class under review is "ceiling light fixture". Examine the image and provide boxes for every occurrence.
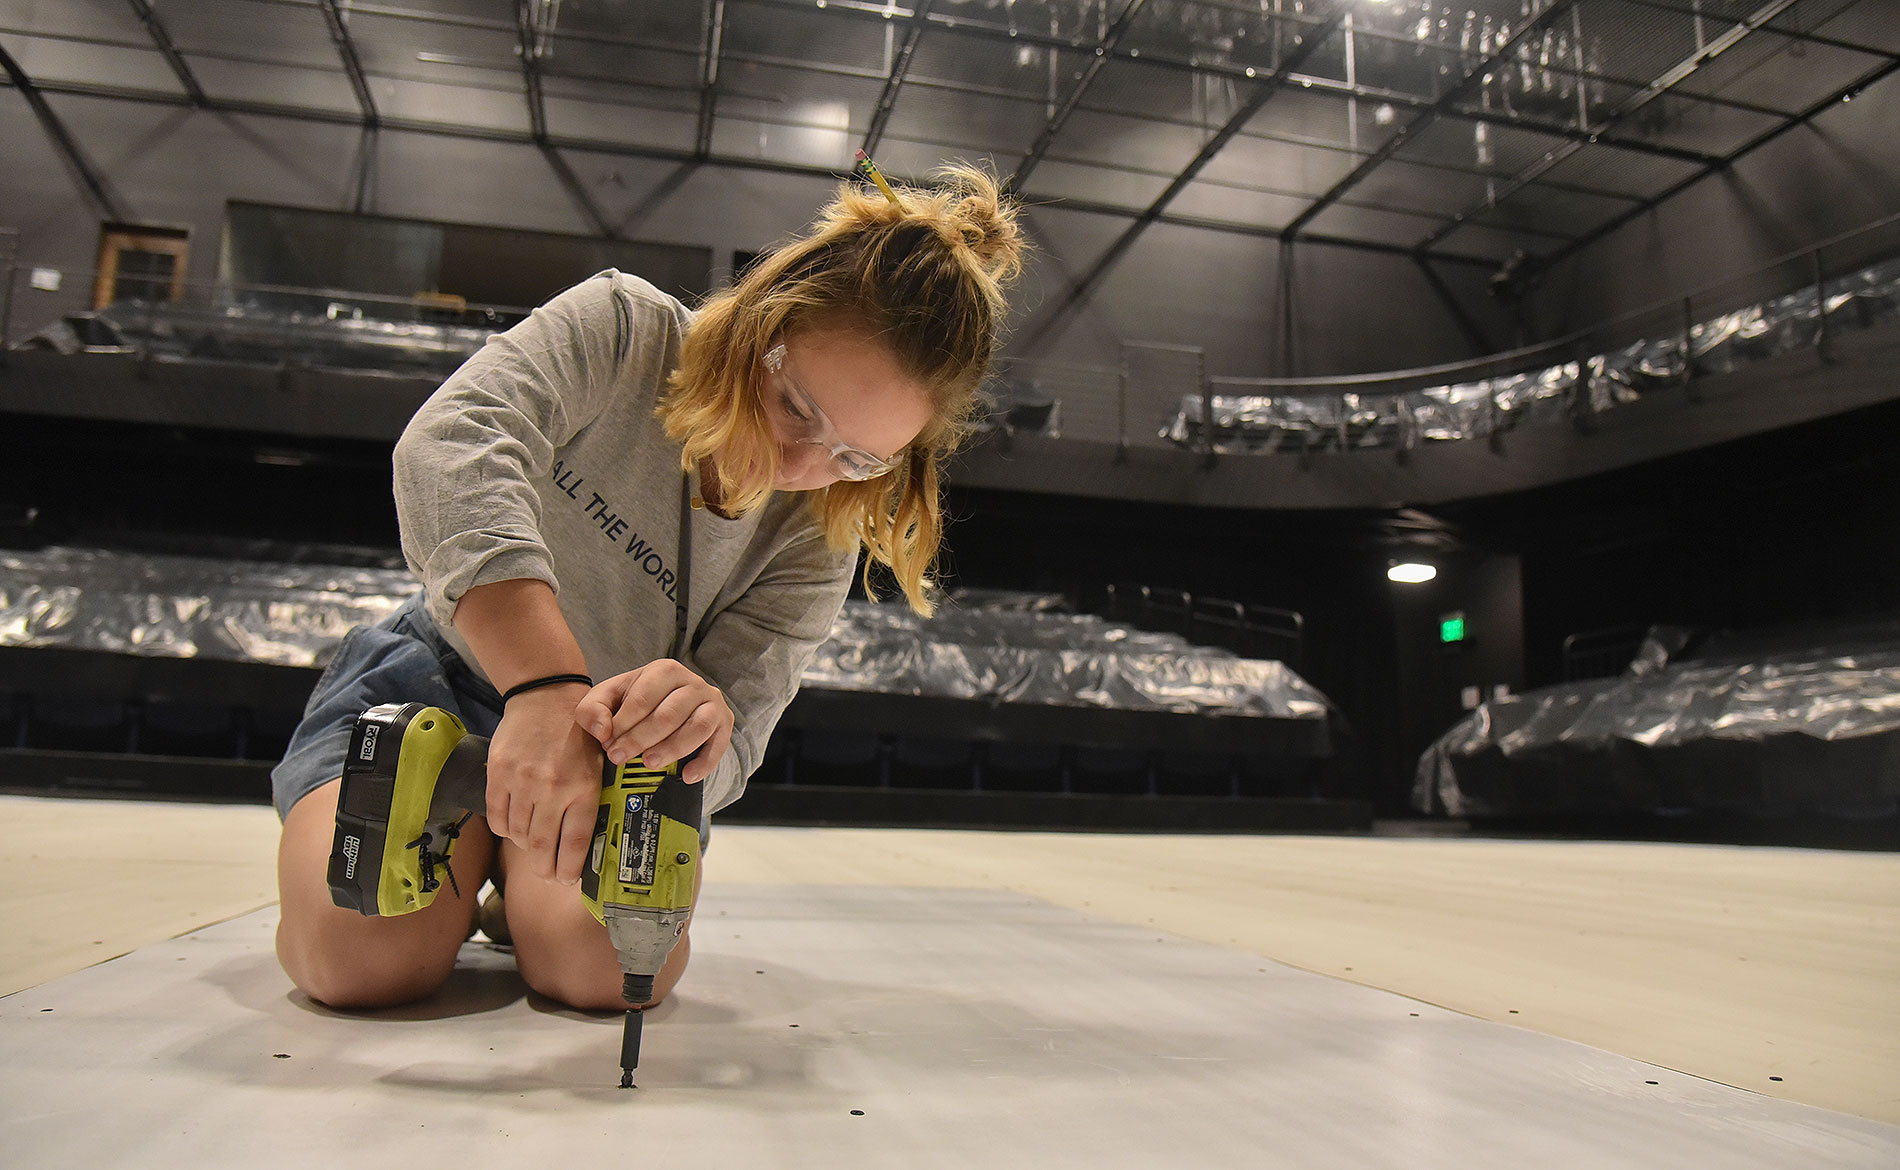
[1387,562,1437,584]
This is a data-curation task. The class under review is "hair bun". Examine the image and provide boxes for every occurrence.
[934,163,1026,285]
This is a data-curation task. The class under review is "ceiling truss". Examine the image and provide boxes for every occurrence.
[0,0,1887,274]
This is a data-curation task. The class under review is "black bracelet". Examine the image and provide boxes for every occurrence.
[500,673,594,703]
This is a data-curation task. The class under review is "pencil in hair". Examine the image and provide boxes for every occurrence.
[853,149,903,207]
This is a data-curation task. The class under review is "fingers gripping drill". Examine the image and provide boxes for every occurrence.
[324,702,702,1087]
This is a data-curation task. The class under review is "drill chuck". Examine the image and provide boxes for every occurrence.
[622,973,656,1006]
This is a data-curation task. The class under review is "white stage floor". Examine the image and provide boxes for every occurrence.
[4,882,1896,1168]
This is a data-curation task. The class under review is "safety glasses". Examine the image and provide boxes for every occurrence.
[761,342,901,481]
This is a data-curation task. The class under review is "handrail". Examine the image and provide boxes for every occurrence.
[6,211,1897,409]
[0,266,558,382]
[1101,582,1308,667]
[1122,339,1208,355]
[5,266,539,320]
[1001,210,1896,449]
[0,265,541,355]
[997,354,1117,377]
[1212,335,1576,392]
[1209,209,1900,395]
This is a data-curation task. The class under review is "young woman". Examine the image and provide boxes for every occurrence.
[271,165,1023,1012]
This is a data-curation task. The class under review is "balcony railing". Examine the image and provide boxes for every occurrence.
[6,213,1898,455]
[988,211,1900,456]
[1,271,535,380]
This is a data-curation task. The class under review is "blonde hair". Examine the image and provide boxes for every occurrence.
[660,163,1024,616]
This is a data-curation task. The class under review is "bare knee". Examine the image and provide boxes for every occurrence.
[275,777,491,1009]
[499,839,699,1012]
[518,930,692,1013]
[507,897,637,1011]
[519,956,628,1013]
[502,881,693,1011]
[275,871,484,1008]
[278,926,458,1009]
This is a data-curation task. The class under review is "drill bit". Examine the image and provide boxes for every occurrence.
[619,1008,643,1089]
[618,972,655,1088]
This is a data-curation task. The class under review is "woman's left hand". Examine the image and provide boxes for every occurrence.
[574,660,734,785]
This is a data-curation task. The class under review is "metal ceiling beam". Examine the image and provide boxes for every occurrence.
[1613,0,1900,63]
[990,81,1658,207]
[1045,195,1498,266]
[4,70,1505,268]
[125,0,206,105]
[1540,56,1900,269]
[19,9,1728,171]
[1282,1,1579,240]
[541,143,616,238]
[512,2,616,238]
[515,0,550,141]
[10,16,1718,191]
[744,0,1721,166]
[861,0,933,157]
[1412,254,1495,356]
[11,14,1720,175]
[787,0,1752,167]
[273,0,1854,153]
[1016,142,1579,243]
[1415,0,1801,253]
[1315,9,1833,126]
[442,0,1756,166]
[1019,6,1351,349]
[1086,49,1726,166]
[350,129,377,215]
[695,0,726,158]
[0,43,124,220]
[317,0,379,128]
[1524,65,1806,123]
[1315,81,1722,168]
[588,28,1722,172]
[1007,0,1148,192]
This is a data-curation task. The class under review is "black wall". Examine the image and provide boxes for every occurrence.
[4,397,1895,817]
[1387,551,1525,806]
[935,489,1532,813]
[940,397,1900,812]
[1450,396,1900,686]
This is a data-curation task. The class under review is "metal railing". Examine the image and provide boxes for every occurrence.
[986,354,1114,441]
[1003,211,1900,458]
[1231,210,1900,399]
[1560,625,1652,683]
[7,211,1898,451]
[0,264,539,376]
[991,342,1210,451]
[1103,582,1307,669]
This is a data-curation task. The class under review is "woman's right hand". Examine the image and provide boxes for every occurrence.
[483,681,602,885]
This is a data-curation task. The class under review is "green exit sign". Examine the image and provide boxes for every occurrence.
[1440,612,1467,644]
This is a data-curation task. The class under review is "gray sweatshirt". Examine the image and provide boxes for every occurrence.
[393,270,856,814]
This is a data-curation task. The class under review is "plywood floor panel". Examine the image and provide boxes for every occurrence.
[0,796,279,995]
[3,796,1895,1126]
[706,827,1900,1122]
[4,890,1896,1169]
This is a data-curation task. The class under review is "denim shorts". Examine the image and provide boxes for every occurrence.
[271,594,713,851]
[271,593,503,820]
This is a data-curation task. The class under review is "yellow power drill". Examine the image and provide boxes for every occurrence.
[325,701,702,1087]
